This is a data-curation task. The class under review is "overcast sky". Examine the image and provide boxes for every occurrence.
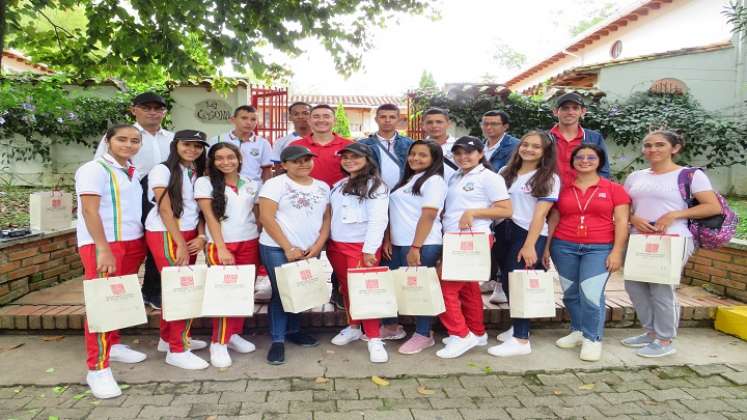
[273,0,639,96]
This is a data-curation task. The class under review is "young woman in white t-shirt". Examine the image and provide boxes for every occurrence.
[144,130,209,370]
[75,124,147,399]
[258,145,331,365]
[489,131,560,358]
[438,136,512,359]
[327,143,390,363]
[195,142,262,369]
[623,130,721,358]
[383,140,447,355]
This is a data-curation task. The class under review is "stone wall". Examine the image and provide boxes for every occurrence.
[683,240,747,302]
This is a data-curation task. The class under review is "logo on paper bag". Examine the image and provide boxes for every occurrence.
[110,283,125,295]
[529,278,540,289]
[223,274,238,284]
[51,197,62,208]
[299,269,313,281]
[180,276,194,287]
[407,276,418,287]
[460,241,474,251]
[366,279,379,289]
[645,243,659,253]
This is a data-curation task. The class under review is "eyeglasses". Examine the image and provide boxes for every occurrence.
[573,155,598,161]
[136,105,166,113]
[481,122,505,127]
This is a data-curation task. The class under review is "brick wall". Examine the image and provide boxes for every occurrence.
[0,229,82,305]
[683,240,747,302]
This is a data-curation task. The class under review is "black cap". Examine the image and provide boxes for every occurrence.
[132,92,167,108]
[337,142,372,158]
[173,129,209,147]
[451,136,484,153]
[280,145,317,162]
[554,92,585,108]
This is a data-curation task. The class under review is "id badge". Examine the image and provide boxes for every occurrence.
[576,224,588,238]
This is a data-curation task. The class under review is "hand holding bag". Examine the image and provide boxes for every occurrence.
[623,234,687,285]
[347,266,398,320]
[275,258,330,313]
[161,265,207,321]
[201,265,256,316]
[441,232,491,281]
[84,274,147,333]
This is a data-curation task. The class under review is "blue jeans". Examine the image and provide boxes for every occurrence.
[260,244,302,342]
[493,220,547,340]
[382,244,442,336]
[550,238,612,342]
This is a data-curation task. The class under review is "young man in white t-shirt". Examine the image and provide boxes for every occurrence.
[210,105,273,182]
[272,101,312,164]
[422,108,457,181]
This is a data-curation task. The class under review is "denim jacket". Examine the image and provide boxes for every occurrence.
[485,133,520,172]
[357,133,413,175]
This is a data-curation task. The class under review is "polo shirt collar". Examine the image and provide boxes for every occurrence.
[456,163,488,178]
[550,124,584,142]
[309,133,345,147]
[101,153,134,170]
[570,176,609,191]
[229,130,256,143]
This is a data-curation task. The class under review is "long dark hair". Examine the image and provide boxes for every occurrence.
[392,140,444,196]
[207,142,242,220]
[339,152,387,200]
[500,130,557,198]
[158,140,207,218]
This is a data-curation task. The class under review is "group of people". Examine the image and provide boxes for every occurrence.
[75,91,722,399]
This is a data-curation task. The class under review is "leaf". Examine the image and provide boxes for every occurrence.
[131,339,140,345]
[41,336,65,342]
[72,393,87,401]
[205,416,217,420]
[416,385,434,395]
[314,377,330,384]
[578,384,595,390]
[53,386,67,395]
[371,376,389,387]
[119,384,130,390]
[0,343,24,353]
[48,416,60,420]
[45,368,55,373]
[483,366,493,374]
[552,389,563,395]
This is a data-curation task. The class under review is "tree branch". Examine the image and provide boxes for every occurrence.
[37,9,74,49]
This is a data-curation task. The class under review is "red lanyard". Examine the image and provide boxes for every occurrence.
[572,186,599,237]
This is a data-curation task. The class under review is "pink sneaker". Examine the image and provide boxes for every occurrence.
[362,324,407,342]
[398,333,435,355]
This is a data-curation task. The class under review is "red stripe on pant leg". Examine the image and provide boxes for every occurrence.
[438,281,470,337]
[460,282,486,336]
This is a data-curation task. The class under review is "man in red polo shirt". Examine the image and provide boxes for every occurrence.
[549,92,610,186]
[291,104,353,187]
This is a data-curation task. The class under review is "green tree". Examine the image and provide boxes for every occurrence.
[569,1,615,36]
[418,70,437,90]
[492,40,526,70]
[725,1,747,34]
[332,102,351,138]
[3,0,434,81]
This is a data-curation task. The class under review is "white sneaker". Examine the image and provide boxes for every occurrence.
[86,368,122,399]
[579,339,602,362]
[158,337,207,352]
[489,287,508,304]
[368,339,388,363]
[228,334,256,354]
[496,327,513,342]
[331,326,363,346]
[165,351,209,370]
[436,333,479,359]
[109,344,146,364]
[555,331,584,349]
[487,337,532,357]
[254,275,272,302]
[480,280,498,294]
[442,333,488,346]
[210,342,232,368]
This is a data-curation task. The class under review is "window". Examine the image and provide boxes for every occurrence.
[610,40,623,59]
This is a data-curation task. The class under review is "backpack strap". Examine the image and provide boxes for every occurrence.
[677,167,703,205]
[373,138,404,169]
[444,158,458,171]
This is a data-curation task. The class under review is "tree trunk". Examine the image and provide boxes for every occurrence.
[0,0,6,74]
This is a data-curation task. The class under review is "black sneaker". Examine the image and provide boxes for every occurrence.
[330,287,344,310]
[267,342,285,365]
[287,332,319,347]
[146,293,161,310]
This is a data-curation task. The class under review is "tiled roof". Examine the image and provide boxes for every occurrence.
[2,50,54,74]
[290,95,406,108]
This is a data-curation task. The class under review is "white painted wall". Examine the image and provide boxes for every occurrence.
[512,0,733,93]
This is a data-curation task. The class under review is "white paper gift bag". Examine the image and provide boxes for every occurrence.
[347,267,399,320]
[392,267,445,316]
[508,270,556,319]
[29,191,73,231]
[201,265,255,317]
[84,274,147,333]
[275,258,329,313]
[441,232,491,281]
[161,265,207,321]
[623,234,687,285]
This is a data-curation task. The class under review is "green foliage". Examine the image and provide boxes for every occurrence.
[410,88,747,178]
[6,0,435,82]
[0,74,170,165]
[569,1,615,36]
[418,70,437,90]
[332,102,351,138]
[724,1,747,34]
[727,196,747,240]
[492,40,526,70]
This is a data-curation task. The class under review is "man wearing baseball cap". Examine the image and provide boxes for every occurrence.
[548,92,610,186]
[95,92,174,310]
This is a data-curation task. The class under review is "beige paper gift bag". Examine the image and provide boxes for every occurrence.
[623,234,687,285]
[201,265,255,317]
[29,191,73,231]
[275,258,329,313]
[441,232,491,281]
[84,274,147,333]
[347,266,399,320]
[392,267,445,316]
[508,270,556,319]
[161,265,207,321]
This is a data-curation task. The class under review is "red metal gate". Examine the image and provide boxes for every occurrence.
[406,90,424,140]
[250,85,288,144]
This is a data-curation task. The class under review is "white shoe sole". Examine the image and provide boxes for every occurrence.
[637,348,677,358]
[166,355,209,370]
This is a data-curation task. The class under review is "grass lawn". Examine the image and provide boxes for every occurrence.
[728,196,747,240]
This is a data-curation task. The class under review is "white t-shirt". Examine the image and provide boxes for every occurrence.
[94,123,173,180]
[258,174,331,250]
[443,164,510,234]
[75,154,144,246]
[624,167,713,237]
[330,178,389,254]
[505,169,560,236]
[194,175,260,243]
[271,132,303,162]
[428,136,457,181]
[144,164,200,232]
[210,132,273,181]
[389,173,447,246]
[375,134,402,190]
